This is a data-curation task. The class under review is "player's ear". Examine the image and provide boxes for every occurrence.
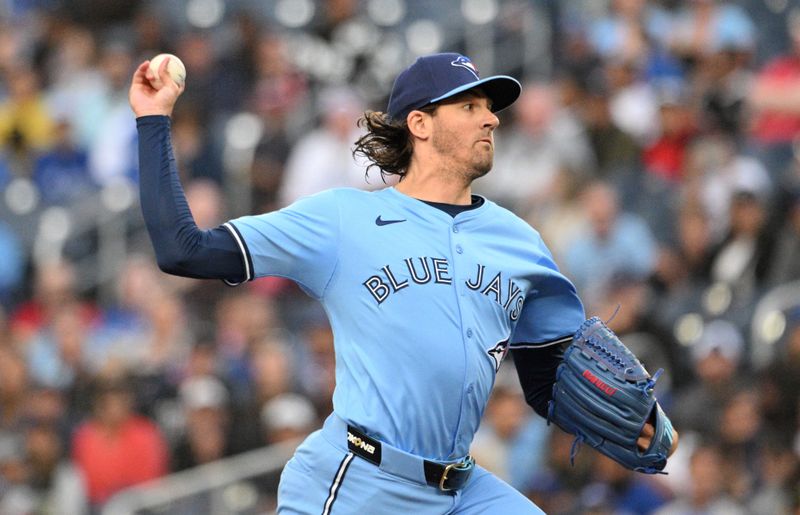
[406,110,431,141]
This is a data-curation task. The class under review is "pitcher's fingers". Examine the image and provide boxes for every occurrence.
[158,56,176,87]
[133,61,152,85]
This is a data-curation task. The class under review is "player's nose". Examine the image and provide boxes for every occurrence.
[482,108,500,131]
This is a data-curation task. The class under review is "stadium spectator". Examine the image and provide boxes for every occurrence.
[577,454,670,514]
[256,392,318,514]
[579,73,642,180]
[717,389,763,501]
[652,199,714,294]
[668,0,755,65]
[260,392,318,445]
[71,374,169,509]
[170,107,224,185]
[470,378,550,492]
[605,56,660,145]
[171,375,232,471]
[760,315,800,436]
[592,273,681,394]
[0,346,30,438]
[229,334,297,453]
[707,189,773,301]
[250,31,308,131]
[9,259,98,352]
[523,429,594,515]
[655,443,747,515]
[85,256,181,372]
[0,432,36,515]
[214,291,280,400]
[32,120,95,206]
[643,80,696,185]
[278,87,370,205]
[586,0,673,64]
[85,42,139,187]
[670,319,746,436]
[479,83,594,214]
[698,42,754,138]
[0,65,55,157]
[748,13,800,176]
[563,180,658,308]
[766,191,800,286]
[26,301,90,391]
[293,315,336,417]
[748,437,799,515]
[524,164,588,263]
[44,24,104,149]
[694,136,771,240]
[24,421,88,514]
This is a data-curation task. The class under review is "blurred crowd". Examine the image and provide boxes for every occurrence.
[0,0,799,514]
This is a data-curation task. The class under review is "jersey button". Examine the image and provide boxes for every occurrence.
[466,384,474,394]
[452,226,459,233]
[456,245,463,254]
[466,329,473,338]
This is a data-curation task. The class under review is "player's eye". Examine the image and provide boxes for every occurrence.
[463,103,473,111]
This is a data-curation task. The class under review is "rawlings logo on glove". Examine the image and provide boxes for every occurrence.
[547,317,676,474]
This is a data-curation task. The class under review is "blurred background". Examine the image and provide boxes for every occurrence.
[0,0,799,513]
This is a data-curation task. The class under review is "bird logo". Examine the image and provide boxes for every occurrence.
[451,56,480,79]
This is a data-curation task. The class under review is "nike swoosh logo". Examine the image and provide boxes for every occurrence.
[375,216,406,226]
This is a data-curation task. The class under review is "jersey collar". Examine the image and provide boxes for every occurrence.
[384,187,491,225]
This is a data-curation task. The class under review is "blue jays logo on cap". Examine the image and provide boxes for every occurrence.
[386,52,521,121]
[451,56,479,79]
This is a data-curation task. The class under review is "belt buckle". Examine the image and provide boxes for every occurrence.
[438,457,474,492]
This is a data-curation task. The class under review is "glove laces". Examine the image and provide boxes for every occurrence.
[569,434,585,466]
[642,368,664,395]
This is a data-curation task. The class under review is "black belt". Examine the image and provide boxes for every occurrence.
[346,424,475,492]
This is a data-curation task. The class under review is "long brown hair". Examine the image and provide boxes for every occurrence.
[352,105,437,181]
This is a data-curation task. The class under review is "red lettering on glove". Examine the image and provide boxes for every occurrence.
[582,369,618,396]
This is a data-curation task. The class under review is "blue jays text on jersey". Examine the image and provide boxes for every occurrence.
[224,186,585,462]
[363,259,527,321]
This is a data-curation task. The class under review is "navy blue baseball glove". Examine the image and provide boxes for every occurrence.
[548,317,675,474]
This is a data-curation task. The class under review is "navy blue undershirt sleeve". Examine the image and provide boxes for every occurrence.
[137,115,246,283]
[511,340,567,418]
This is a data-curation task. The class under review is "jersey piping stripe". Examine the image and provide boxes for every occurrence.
[321,452,354,515]
[223,222,253,282]
[512,334,573,349]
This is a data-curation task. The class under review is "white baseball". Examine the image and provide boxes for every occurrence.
[148,53,186,87]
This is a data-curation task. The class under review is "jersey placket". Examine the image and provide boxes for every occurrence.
[446,217,480,457]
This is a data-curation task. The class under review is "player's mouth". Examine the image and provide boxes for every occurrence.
[478,137,493,147]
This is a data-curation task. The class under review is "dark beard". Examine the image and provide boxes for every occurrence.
[459,160,491,184]
[432,128,493,183]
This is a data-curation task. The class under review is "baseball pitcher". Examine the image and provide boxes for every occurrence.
[130,52,677,514]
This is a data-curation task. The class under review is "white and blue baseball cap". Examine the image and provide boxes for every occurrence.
[387,53,521,121]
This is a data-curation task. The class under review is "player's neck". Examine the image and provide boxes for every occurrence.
[395,173,472,205]
[397,158,473,205]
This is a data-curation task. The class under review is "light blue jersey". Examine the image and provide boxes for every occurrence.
[226,186,585,461]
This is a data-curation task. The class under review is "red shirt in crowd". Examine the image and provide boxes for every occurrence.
[751,55,800,143]
[72,416,169,505]
[643,133,690,183]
